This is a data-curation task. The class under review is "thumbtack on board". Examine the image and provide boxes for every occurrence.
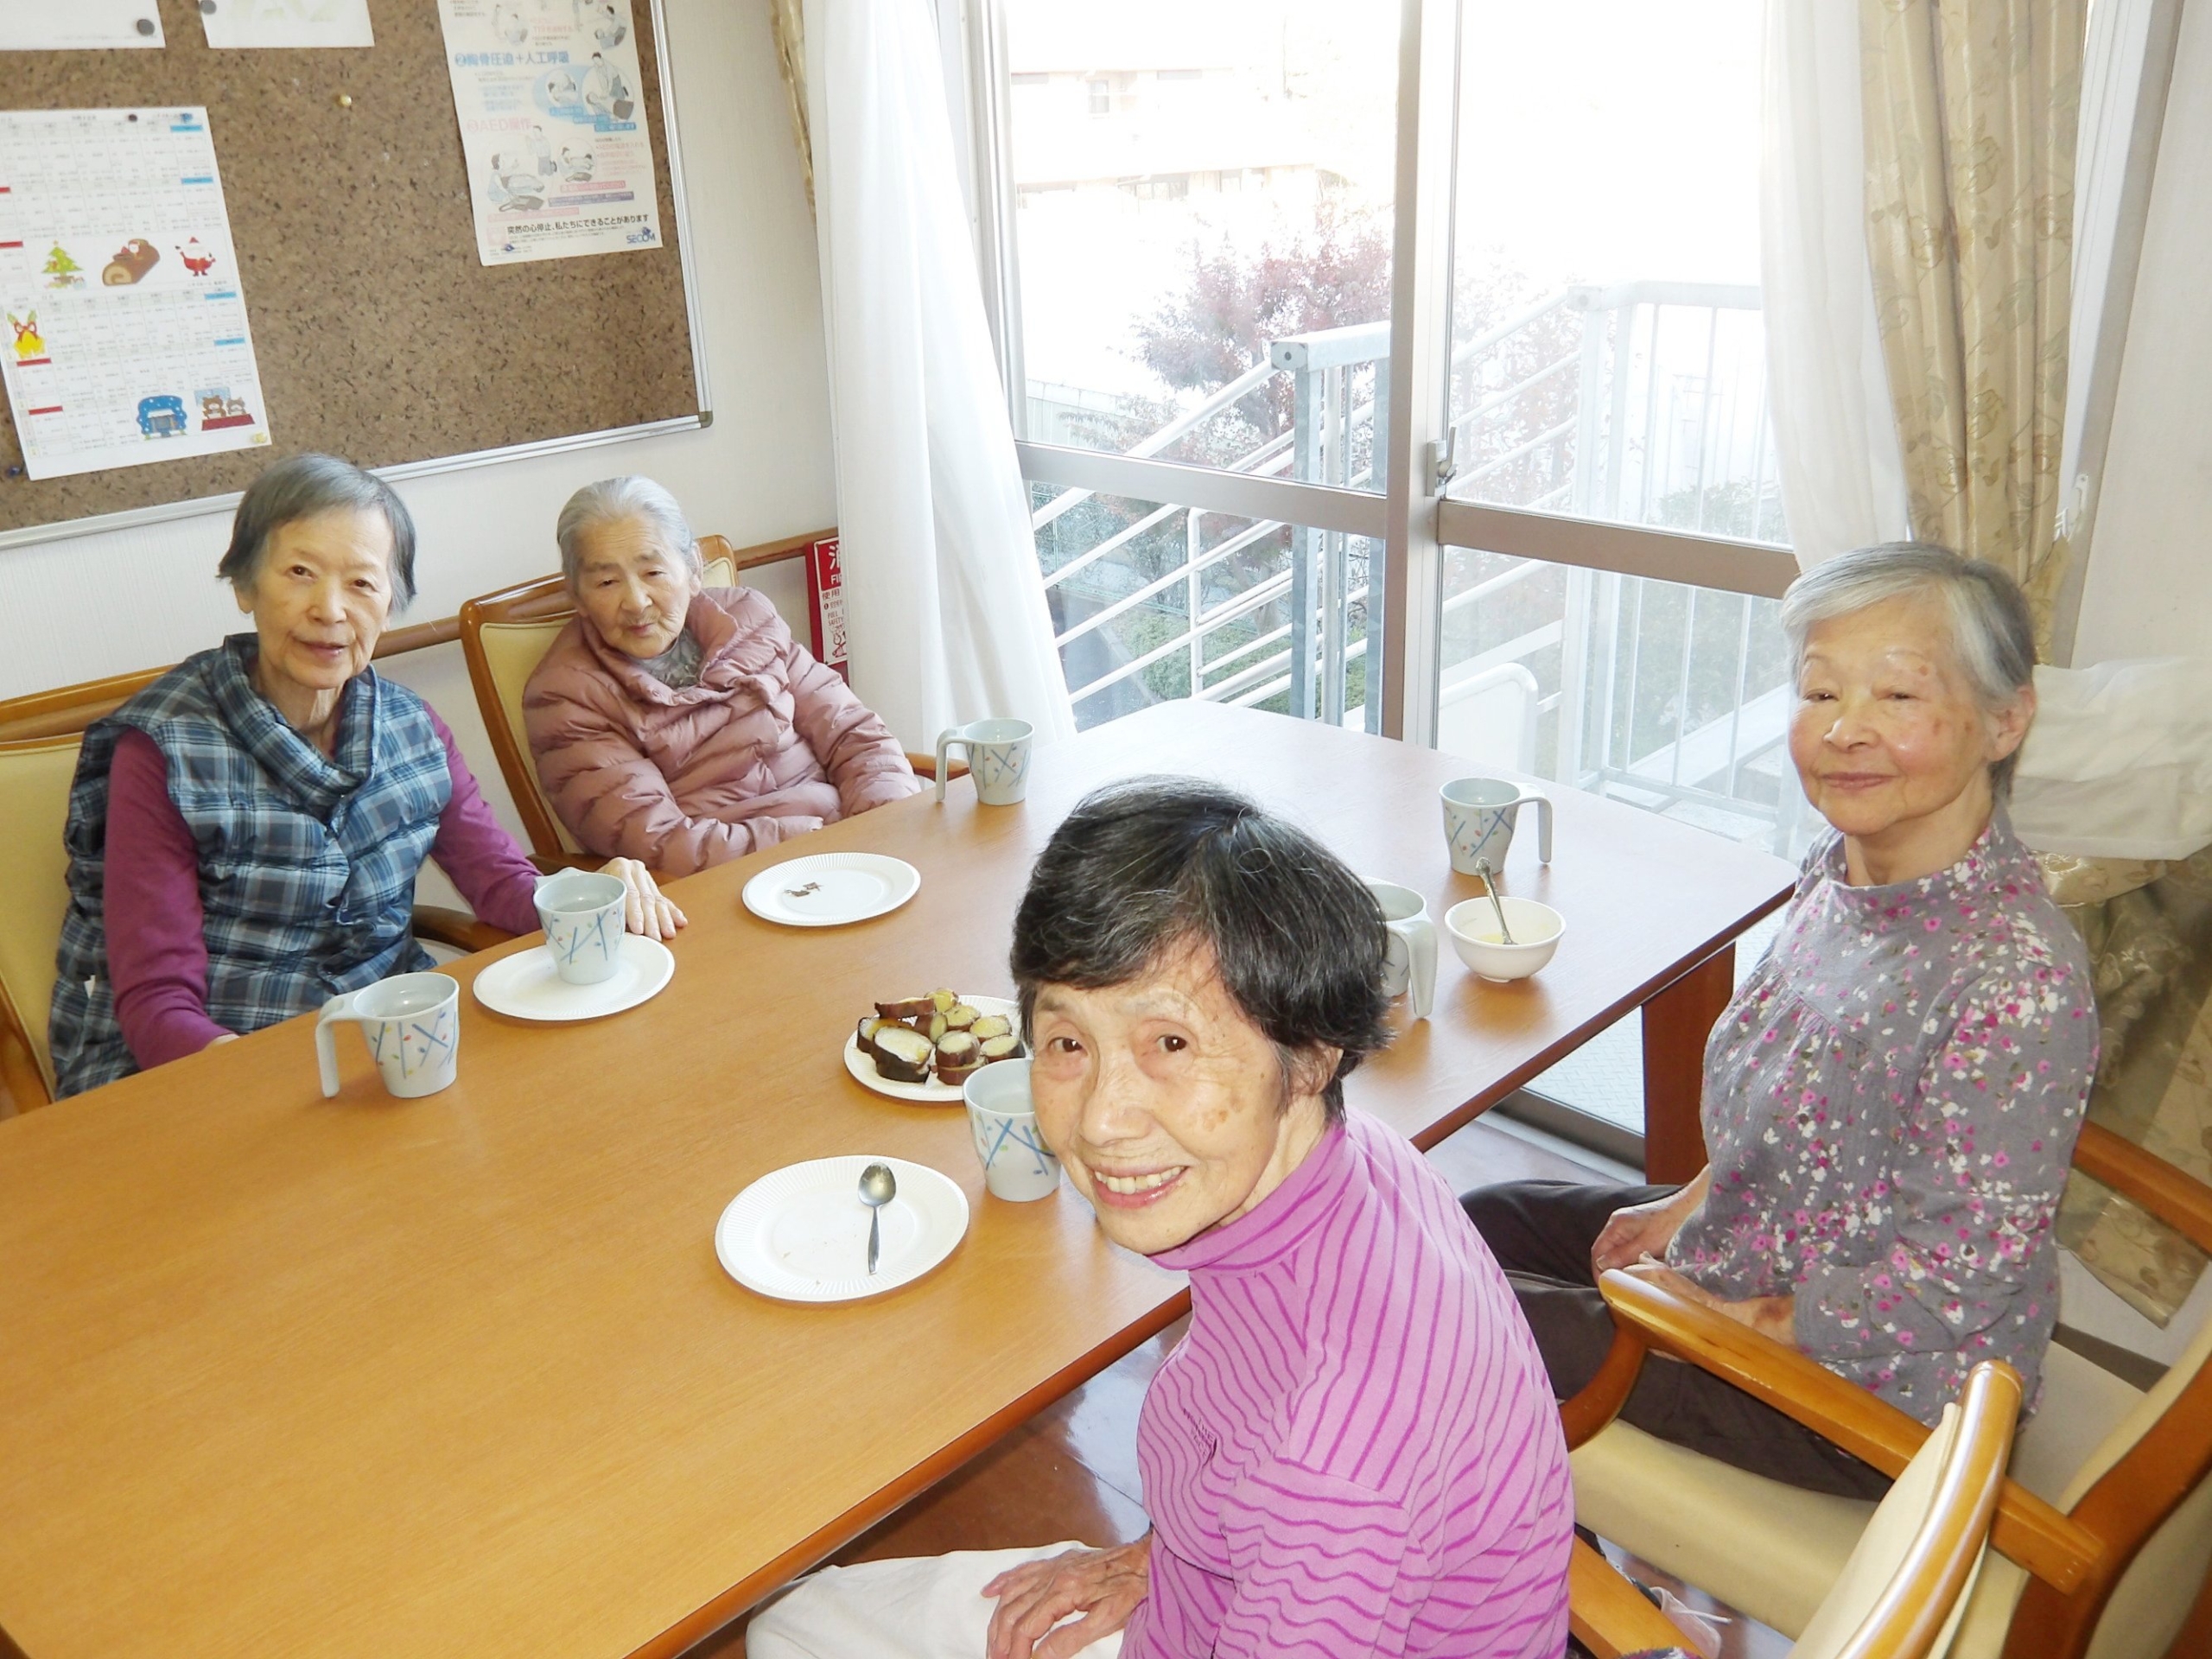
[335,93,353,108]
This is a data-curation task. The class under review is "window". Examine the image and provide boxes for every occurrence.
[957,0,1799,826]
[998,0,1400,486]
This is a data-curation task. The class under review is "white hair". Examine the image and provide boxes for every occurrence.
[1779,542,2038,791]
[555,476,700,588]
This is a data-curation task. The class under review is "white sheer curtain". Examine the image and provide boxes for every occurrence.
[802,0,1077,752]
[1759,0,1910,570]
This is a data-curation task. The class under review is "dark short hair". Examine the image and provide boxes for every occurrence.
[1009,778,1392,1122]
[217,453,418,607]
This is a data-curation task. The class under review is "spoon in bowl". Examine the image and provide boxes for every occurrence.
[860,1162,896,1274]
[1474,858,1516,944]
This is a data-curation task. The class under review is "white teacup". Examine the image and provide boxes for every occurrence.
[963,1058,1062,1202]
[1363,879,1438,1020]
[937,718,1034,806]
[1440,778,1554,875]
[535,868,626,986]
[316,971,461,1099]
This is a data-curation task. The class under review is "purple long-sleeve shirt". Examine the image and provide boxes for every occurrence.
[103,711,542,1070]
[1126,1109,1573,1659]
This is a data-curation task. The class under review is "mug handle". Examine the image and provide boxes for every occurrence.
[933,728,971,803]
[315,991,365,1098]
[1402,917,1438,1020]
[1520,791,1554,863]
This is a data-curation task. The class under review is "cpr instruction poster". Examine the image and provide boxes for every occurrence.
[0,109,273,480]
[435,0,664,266]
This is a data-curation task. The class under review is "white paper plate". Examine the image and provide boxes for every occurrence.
[741,852,922,928]
[471,935,676,1021]
[842,995,1021,1104]
[715,1155,970,1303]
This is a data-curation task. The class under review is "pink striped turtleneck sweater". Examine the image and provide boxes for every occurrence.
[1124,1109,1573,1659]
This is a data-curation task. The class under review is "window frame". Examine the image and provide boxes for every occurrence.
[947,0,1799,746]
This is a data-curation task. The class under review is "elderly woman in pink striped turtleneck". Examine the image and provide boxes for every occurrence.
[749,781,1573,1659]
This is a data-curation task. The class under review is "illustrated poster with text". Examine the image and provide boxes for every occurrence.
[0,109,272,480]
[436,0,664,266]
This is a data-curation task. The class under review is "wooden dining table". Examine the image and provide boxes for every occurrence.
[0,700,1792,1659]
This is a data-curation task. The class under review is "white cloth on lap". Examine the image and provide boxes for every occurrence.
[747,1545,1125,1659]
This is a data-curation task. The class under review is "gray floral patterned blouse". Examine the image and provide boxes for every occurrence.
[1667,810,2098,1424]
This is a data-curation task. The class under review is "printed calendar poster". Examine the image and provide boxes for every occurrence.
[0,109,272,480]
[437,0,664,266]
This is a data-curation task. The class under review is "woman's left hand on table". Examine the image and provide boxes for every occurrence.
[1620,1256,1797,1348]
[601,857,687,940]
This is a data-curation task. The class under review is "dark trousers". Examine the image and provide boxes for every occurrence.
[1464,1179,1892,1500]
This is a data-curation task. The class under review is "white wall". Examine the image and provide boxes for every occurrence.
[0,0,833,706]
[2070,0,2212,665]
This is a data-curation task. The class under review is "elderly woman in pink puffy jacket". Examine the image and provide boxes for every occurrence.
[523,477,923,876]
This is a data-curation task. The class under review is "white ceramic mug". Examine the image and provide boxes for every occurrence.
[1440,778,1554,875]
[936,718,1034,805]
[1363,879,1438,1020]
[316,971,461,1099]
[535,868,626,986]
[963,1058,1062,1202]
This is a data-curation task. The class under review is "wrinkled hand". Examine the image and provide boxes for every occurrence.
[1592,1191,1694,1276]
[600,857,686,941]
[1619,1256,1797,1347]
[983,1537,1151,1659]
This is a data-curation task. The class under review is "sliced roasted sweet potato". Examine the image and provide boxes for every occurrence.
[978,1032,1025,1064]
[872,1025,937,1083]
[969,1014,1013,1045]
[875,995,936,1021]
[944,1004,981,1032]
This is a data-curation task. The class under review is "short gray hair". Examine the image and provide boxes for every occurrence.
[218,453,417,606]
[555,476,700,588]
[1780,541,2037,793]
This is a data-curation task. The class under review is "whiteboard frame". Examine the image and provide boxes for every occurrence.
[0,0,715,553]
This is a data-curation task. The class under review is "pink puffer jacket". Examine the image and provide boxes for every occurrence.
[523,587,920,875]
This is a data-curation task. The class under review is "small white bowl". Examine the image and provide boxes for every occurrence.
[1444,896,1566,982]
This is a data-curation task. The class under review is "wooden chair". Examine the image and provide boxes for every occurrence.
[1560,1122,2212,1659]
[1573,1361,2021,1659]
[457,529,950,868]
[0,672,506,1114]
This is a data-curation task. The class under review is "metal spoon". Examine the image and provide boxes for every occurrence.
[1474,858,1516,944]
[859,1162,896,1275]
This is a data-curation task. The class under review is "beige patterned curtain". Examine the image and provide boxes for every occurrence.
[771,0,815,212]
[1859,0,2085,645]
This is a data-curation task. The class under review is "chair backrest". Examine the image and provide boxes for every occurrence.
[1790,1363,2019,1659]
[0,734,86,1106]
[455,531,817,862]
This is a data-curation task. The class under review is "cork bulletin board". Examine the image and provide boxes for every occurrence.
[0,0,706,538]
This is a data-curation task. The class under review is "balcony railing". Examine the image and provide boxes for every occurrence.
[1030,280,1796,849]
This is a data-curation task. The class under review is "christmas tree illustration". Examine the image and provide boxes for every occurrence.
[43,245,84,288]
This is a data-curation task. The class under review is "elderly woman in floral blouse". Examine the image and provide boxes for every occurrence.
[1462,543,2097,1497]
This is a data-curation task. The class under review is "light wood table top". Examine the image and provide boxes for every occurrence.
[0,701,1792,1659]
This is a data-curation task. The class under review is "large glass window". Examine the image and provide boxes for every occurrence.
[1446,0,1782,543]
[1002,1,1400,491]
[1033,477,1381,732]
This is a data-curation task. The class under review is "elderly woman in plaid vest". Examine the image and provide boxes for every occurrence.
[48,454,684,1100]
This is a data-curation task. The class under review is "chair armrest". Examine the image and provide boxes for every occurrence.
[411,906,514,955]
[1581,1269,2101,1595]
[2072,1120,2212,1255]
[906,751,968,782]
[1569,1537,1690,1659]
[528,852,602,877]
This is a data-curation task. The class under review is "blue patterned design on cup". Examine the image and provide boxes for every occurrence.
[937,717,1035,806]
[317,970,461,1099]
[535,869,626,986]
[963,1057,1061,1201]
[1440,779,1554,876]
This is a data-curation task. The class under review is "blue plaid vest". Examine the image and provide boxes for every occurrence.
[49,636,453,1098]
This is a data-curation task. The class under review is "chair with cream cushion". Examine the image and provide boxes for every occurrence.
[0,672,507,1113]
[1562,1122,2212,1659]
[459,529,948,868]
[1573,1362,2020,1659]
